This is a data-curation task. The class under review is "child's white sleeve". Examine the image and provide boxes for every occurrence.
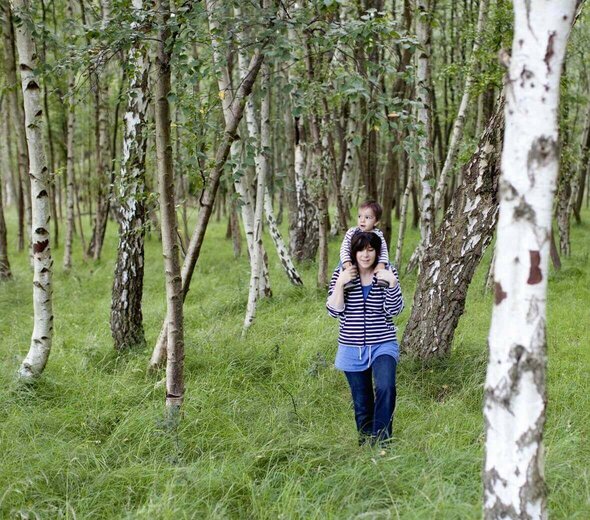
[374,229,390,265]
[340,227,356,265]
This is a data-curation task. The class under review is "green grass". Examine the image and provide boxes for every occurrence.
[1,206,589,519]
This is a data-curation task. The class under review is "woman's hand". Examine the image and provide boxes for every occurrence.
[376,268,398,288]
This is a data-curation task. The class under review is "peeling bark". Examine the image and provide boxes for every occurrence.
[110,0,150,351]
[484,3,576,517]
[12,0,54,380]
[243,62,271,335]
[402,98,504,359]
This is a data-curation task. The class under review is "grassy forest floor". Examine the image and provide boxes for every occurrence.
[1,206,589,519]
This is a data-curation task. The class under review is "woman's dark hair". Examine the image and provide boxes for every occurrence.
[350,231,381,268]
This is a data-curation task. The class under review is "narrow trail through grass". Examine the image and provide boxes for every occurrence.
[1,210,588,519]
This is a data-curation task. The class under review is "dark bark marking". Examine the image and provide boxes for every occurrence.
[544,31,556,74]
[494,282,507,305]
[519,66,534,88]
[527,136,558,186]
[500,180,518,200]
[25,79,40,90]
[34,227,48,236]
[527,250,542,284]
[513,199,536,223]
[37,190,48,198]
[33,240,49,253]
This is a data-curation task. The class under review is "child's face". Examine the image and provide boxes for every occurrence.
[357,207,378,231]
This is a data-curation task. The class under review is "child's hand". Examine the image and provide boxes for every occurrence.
[342,261,353,270]
[374,262,386,272]
[376,268,398,288]
[337,266,358,287]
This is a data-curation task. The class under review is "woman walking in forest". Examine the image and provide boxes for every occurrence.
[327,232,404,445]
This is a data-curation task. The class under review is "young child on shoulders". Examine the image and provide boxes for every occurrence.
[340,200,390,288]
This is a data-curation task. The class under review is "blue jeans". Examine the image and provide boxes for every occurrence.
[344,355,397,444]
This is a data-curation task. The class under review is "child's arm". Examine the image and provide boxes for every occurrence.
[374,229,390,266]
[340,228,356,267]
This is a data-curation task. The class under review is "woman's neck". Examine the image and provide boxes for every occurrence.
[358,267,374,285]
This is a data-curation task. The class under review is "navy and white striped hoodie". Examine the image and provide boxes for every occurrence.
[326,267,404,346]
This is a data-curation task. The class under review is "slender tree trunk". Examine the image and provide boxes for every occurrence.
[394,161,413,269]
[63,0,77,271]
[412,0,435,267]
[155,0,184,415]
[63,83,76,271]
[1,103,18,208]
[229,190,241,258]
[2,3,31,252]
[285,11,318,261]
[149,43,265,369]
[87,3,112,261]
[110,0,150,351]
[0,165,11,280]
[571,103,590,224]
[403,97,504,359]
[0,99,13,279]
[39,0,59,251]
[243,62,270,334]
[235,26,300,286]
[12,0,54,380]
[433,0,489,213]
[484,3,576,517]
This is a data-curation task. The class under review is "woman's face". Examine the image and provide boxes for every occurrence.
[355,246,377,270]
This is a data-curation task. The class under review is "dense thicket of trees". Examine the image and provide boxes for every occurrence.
[1,0,588,512]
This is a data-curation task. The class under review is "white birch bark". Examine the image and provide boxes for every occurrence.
[243,62,270,335]
[235,21,303,287]
[63,0,77,272]
[2,2,32,252]
[433,0,489,213]
[233,17,272,295]
[394,163,414,269]
[484,2,577,518]
[414,0,435,260]
[339,114,356,207]
[12,0,53,380]
[110,0,150,351]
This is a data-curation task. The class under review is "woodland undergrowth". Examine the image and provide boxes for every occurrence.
[0,209,588,519]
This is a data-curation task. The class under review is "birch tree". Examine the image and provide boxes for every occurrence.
[63,0,78,272]
[243,62,270,334]
[411,0,435,269]
[2,2,31,252]
[110,0,150,351]
[403,97,504,359]
[484,2,578,517]
[86,0,112,261]
[0,163,11,280]
[432,0,489,213]
[154,0,184,414]
[149,12,266,369]
[11,0,54,380]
